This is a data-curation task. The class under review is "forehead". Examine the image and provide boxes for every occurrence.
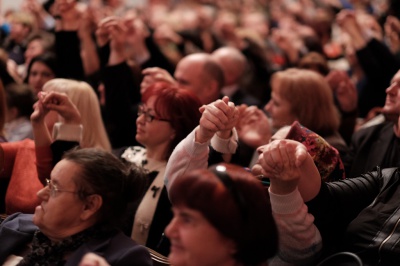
[51,159,80,186]
[392,71,400,83]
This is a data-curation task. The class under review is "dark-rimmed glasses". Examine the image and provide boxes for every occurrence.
[137,104,170,123]
[45,178,79,197]
[212,165,248,222]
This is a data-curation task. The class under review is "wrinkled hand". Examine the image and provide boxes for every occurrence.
[326,70,358,112]
[253,139,308,195]
[79,253,110,266]
[236,105,271,149]
[40,91,82,124]
[196,96,238,143]
[140,67,176,94]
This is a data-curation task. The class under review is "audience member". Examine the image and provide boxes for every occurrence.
[0,148,152,266]
[1,78,111,214]
[166,163,278,266]
[343,69,400,178]
[258,138,400,265]
[141,52,224,105]
[26,52,59,93]
[4,83,35,142]
[211,46,261,107]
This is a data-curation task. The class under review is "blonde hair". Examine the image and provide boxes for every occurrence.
[43,79,111,151]
[271,68,340,136]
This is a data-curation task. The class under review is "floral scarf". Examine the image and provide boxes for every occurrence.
[17,226,101,266]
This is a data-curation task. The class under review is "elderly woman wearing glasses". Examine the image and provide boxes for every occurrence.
[0,148,152,266]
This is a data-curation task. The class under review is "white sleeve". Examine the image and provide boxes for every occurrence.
[52,122,83,143]
[269,188,322,265]
[164,126,210,192]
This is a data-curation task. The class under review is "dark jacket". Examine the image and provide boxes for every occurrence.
[0,213,152,266]
[307,167,400,265]
[343,121,398,178]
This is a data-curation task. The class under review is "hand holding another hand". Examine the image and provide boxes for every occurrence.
[196,96,238,143]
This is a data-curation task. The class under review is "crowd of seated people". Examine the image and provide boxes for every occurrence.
[0,0,400,265]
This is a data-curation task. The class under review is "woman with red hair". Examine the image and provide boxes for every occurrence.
[115,82,202,256]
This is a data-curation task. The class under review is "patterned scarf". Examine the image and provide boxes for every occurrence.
[17,226,102,266]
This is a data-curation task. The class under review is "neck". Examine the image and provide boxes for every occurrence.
[145,145,169,162]
[41,221,95,243]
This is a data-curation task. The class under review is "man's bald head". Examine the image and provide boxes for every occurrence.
[212,47,246,86]
[174,53,224,104]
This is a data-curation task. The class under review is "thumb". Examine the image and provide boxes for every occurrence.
[295,145,308,168]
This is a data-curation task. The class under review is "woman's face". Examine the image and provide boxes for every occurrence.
[28,61,56,94]
[264,79,297,129]
[165,206,236,266]
[25,39,44,65]
[33,159,87,240]
[136,96,175,152]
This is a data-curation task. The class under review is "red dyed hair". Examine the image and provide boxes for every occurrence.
[141,82,202,157]
[169,163,278,265]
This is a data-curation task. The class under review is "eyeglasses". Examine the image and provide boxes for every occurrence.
[137,104,170,123]
[212,165,248,222]
[45,178,78,197]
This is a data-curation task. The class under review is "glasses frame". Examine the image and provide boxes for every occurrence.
[45,178,79,197]
[137,104,170,123]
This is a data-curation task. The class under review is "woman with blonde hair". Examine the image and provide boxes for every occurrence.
[42,79,111,151]
[0,78,111,214]
[264,68,346,154]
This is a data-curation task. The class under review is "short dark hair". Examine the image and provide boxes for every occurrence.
[169,163,278,265]
[5,83,35,118]
[63,148,148,228]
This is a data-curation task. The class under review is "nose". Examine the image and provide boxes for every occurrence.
[37,186,50,201]
[386,83,396,95]
[264,100,272,113]
[165,217,178,240]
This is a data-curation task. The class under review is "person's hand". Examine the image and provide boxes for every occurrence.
[326,70,358,113]
[31,93,50,125]
[196,96,238,143]
[78,6,97,40]
[253,139,309,195]
[236,105,271,149]
[108,19,128,54]
[40,91,82,124]
[140,67,176,94]
[336,10,366,50]
[79,253,110,266]
[384,16,400,54]
[96,16,119,47]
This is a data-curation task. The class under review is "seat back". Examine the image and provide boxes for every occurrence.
[317,252,363,266]
[146,247,171,266]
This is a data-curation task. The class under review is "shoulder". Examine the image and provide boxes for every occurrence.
[0,213,37,233]
[99,231,152,266]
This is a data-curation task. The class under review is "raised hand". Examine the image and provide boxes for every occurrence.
[30,92,50,125]
[253,139,321,200]
[140,67,176,94]
[326,70,358,113]
[236,105,271,149]
[196,96,238,143]
[40,91,81,124]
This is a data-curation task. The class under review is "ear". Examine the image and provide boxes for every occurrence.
[80,194,103,221]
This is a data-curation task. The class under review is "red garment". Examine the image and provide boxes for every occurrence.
[1,139,52,214]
